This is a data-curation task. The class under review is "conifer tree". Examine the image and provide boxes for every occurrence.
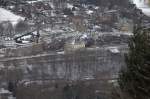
[118,26,150,99]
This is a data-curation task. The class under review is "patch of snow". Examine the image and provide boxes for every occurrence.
[108,47,120,53]
[22,35,32,39]
[32,31,38,35]
[132,0,150,16]
[4,37,12,41]
[57,51,65,54]
[86,10,94,15]
[26,0,43,4]
[24,81,32,86]
[22,80,48,87]
[82,76,94,80]
[0,88,11,94]
[93,25,101,29]
[63,15,68,18]
[0,8,24,25]
[94,6,99,10]
[108,79,119,87]
[80,34,88,39]
[49,2,54,9]
[122,32,133,36]
[22,41,30,43]
[132,0,148,8]
[105,10,117,13]
[67,3,74,9]
[71,39,76,44]
[9,6,15,9]
[108,80,117,83]
[141,8,150,16]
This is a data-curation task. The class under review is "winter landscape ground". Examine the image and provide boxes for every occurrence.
[0,0,149,99]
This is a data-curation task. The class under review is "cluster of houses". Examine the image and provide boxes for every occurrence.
[0,0,144,51]
[0,1,148,99]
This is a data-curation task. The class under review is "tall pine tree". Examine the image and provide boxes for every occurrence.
[118,26,150,99]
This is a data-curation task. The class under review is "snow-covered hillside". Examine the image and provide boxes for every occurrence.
[0,8,24,25]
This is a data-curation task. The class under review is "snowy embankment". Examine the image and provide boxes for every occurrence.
[0,8,24,25]
[132,0,150,16]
